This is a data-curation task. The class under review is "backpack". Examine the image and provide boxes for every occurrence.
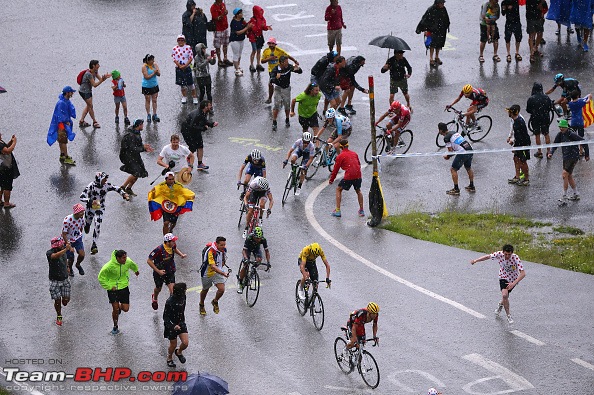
[76,69,88,85]
[200,243,213,277]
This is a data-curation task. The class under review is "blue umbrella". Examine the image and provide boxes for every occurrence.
[172,372,229,395]
[0,86,6,93]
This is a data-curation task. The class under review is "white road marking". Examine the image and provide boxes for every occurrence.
[0,371,45,395]
[239,0,253,5]
[292,23,327,27]
[272,11,314,22]
[305,180,485,319]
[388,370,446,392]
[267,4,297,8]
[289,46,358,57]
[305,33,328,38]
[509,330,545,346]
[462,353,534,393]
[571,358,594,371]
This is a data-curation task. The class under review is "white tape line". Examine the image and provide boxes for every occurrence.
[266,3,297,8]
[510,330,546,346]
[571,358,594,371]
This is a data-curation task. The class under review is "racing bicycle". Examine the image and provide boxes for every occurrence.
[237,258,269,307]
[295,278,329,331]
[305,140,337,180]
[282,163,306,206]
[436,107,492,147]
[237,183,248,228]
[364,126,413,164]
[334,326,380,388]
[244,204,268,238]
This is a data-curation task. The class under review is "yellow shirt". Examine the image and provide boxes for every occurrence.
[261,46,289,72]
[299,245,326,262]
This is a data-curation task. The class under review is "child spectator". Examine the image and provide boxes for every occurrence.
[111,70,129,126]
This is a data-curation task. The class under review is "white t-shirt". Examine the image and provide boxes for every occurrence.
[159,144,191,173]
[489,251,524,282]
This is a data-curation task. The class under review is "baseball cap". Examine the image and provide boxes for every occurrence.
[51,237,65,249]
[267,37,277,45]
[177,34,186,41]
[233,7,242,15]
[164,233,178,242]
[558,119,569,128]
[133,118,144,128]
[73,203,85,214]
[62,86,76,94]
[111,70,121,79]
[165,171,175,179]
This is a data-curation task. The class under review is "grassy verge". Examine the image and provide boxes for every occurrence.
[381,212,594,275]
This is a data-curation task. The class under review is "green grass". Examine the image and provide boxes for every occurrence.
[381,212,594,275]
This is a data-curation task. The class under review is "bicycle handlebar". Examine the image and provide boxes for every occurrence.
[445,106,462,115]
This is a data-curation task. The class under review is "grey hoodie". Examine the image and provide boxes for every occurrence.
[193,43,215,78]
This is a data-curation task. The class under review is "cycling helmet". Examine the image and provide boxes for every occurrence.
[390,100,402,111]
[367,302,380,314]
[251,149,261,161]
[554,73,564,84]
[253,226,263,238]
[257,177,269,190]
[325,108,336,119]
[428,389,439,395]
[462,84,473,94]
[302,132,312,142]
[310,242,322,255]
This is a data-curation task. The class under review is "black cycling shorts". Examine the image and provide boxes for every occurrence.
[298,259,319,282]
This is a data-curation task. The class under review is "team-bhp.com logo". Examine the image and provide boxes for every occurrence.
[3,367,187,382]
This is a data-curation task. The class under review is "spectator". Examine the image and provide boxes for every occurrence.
[111,70,129,126]
[337,56,369,116]
[0,132,19,209]
[416,0,450,67]
[570,0,592,52]
[157,134,195,174]
[211,0,233,67]
[505,105,531,186]
[381,51,412,109]
[199,237,229,315]
[261,38,299,104]
[567,91,592,156]
[141,54,161,123]
[182,0,207,55]
[328,139,365,218]
[47,86,77,166]
[319,55,347,112]
[172,35,198,105]
[501,0,523,62]
[181,100,218,171]
[479,0,501,63]
[526,82,553,158]
[270,55,302,131]
[46,237,72,326]
[311,51,338,85]
[325,0,347,55]
[163,282,189,367]
[61,203,86,276]
[78,59,110,129]
[291,83,323,134]
[547,0,573,37]
[526,0,548,62]
[229,8,252,76]
[438,122,475,195]
[119,119,154,196]
[247,6,272,73]
[193,44,216,109]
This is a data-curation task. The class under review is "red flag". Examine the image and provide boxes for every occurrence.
[583,99,594,128]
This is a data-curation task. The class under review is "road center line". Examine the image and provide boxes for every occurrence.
[267,4,297,8]
[509,330,545,346]
[305,178,486,319]
[571,358,594,371]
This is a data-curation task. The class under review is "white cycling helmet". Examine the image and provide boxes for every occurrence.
[325,108,336,119]
[257,177,269,190]
[251,149,261,161]
[427,389,438,395]
[302,132,312,142]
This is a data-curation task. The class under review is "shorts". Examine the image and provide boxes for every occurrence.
[245,163,264,177]
[245,247,263,260]
[327,28,343,48]
[526,19,544,34]
[339,76,352,91]
[248,189,268,205]
[107,287,130,304]
[298,113,319,131]
[186,132,204,152]
[57,128,68,144]
[338,178,362,191]
[471,99,489,111]
[251,36,265,51]
[49,279,71,300]
[504,22,523,43]
[153,271,176,289]
[531,120,549,135]
[451,153,473,171]
[273,86,291,110]
[162,211,179,224]
[572,125,585,138]
[390,78,408,94]
[290,149,311,165]
[323,89,340,101]
[175,67,194,87]
[66,237,84,260]
[164,322,188,340]
[213,29,230,48]
[79,91,92,101]
[330,127,352,140]
[114,95,127,104]
[562,158,578,174]
[514,148,530,162]
[230,40,244,62]
[298,259,319,282]
[201,272,227,289]
[480,24,500,43]
[499,279,514,293]
[142,86,160,95]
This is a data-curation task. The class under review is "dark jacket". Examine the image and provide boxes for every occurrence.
[163,294,186,331]
[501,0,521,24]
[416,4,450,48]
[182,0,208,50]
[319,63,342,94]
[181,109,214,147]
[341,56,366,92]
[271,64,302,89]
[550,130,589,160]
[311,54,332,79]
[119,128,148,177]
[526,83,552,125]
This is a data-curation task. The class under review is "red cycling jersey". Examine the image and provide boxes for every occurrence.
[348,308,378,337]
[459,88,489,108]
[388,105,411,129]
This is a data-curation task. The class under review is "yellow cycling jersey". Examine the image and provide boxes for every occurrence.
[299,245,326,262]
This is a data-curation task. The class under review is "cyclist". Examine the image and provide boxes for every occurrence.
[375,100,411,154]
[237,226,270,293]
[297,242,331,300]
[237,149,267,194]
[316,107,352,151]
[283,132,316,196]
[242,176,273,238]
[445,84,489,128]
[346,302,379,349]
[545,73,581,116]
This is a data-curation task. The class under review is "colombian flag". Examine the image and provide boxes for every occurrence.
[148,182,195,221]
[583,99,594,128]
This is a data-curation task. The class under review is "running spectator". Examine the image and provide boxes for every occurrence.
[471,244,526,325]
[148,233,187,311]
[547,119,590,203]
[163,282,188,367]
[311,51,338,85]
[182,0,208,54]
[570,0,591,52]
[61,203,86,276]
[526,0,548,62]
[141,54,161,123]
[416,0,450,67]
[271,55,302,131]
[47,86,77,166]
[325,0,347,55]
[181,100,218,171]
[291,83,323,135]
[479,0,501,63]
[381,51,412,109]
[199,237,229,315]
[567,91,592,156]
[78,60,110,129]
[148,173,196,235]
[328,139,364,217]
[47,237,72,326]
[526,82,553,158]
[320,56,347,112]
[0,132,19,209]
[172,35,198,105]
[501,0,523,62]
[211,0,233,67]
[438,122,475,195]
[229,8,252,76]
[505,105,531,186]
[157,134,195,174]
[247,6,272,73]
[98,249,140,335]
[119,119,154,196]
[111,70,129,126]
[193,44,216,109]
[261,38,299,104]
[337,56,369,116]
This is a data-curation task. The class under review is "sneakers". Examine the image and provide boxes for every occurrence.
[174,349,187,364]
[465,185,476,192]
[516,179,530,186]
[507,315,514,324]
[265,98,272,105]
[568,193,580,201]
[199,304,206,316]
[337,107,347,116]
[197,163,209,170]
[115,116,120,124]
[111,326,120,335]
[192,97,199,105]
[91,243,98,255]
[224,59,233,66]
[152,114,160,123]
[242,228,248,239]
[295,186,301,196]
[446,188,461,196]
[146,114,152,123]
[151,294,158,310]
[59,154,65,163]
[56,316,63,326]
[125,187,137,197]
[211,299,220,314]
[584,44,589,52]
[237,282,244,294]
[181,97,187,104]
[534,152,543,159]
[331,209,342,217]
[285,118,290,128]
[76,265,85,275]
[272,120,277,131]
[63,156,76,166]
[297,286,306,300]
[256,64,265,72]
[345,104,356,115]
[167,360,176,368]
[235,69,243,76]
[124,117,130,126]
[508,176,520,184]
[68,266,74,277]
[249,65,256,73]
[358,209,365,217]
[558,196,568,207]
[495,302,503,316]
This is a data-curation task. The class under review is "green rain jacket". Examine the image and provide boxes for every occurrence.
[98,250,139,291]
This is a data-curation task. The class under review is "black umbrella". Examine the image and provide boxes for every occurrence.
[0,86,6,94]
[369,35,411,51]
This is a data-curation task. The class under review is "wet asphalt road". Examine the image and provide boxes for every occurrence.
[1,0,593,394]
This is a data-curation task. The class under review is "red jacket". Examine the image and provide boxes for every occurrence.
[247,6,269,42]
[330,148,361,183]
[210,2,228,31]
[325,4,344,31]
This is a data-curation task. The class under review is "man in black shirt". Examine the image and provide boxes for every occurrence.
[271,55,302,131]
[381,51,412,109]
[526,0,547,62]
[181,100,218,170]
[46,237,73,326]
[506,105,531,186]
[526,82,552,157]
[501,0,523,62]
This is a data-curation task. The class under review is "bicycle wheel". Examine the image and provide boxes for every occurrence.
[327,146,336,172]
[310,293,325,330]
[237,201,246,228]
[305,151,322,180]
[364,135,385,164]
[295,280,307,316]
[282,171,294,206]
[245,269,260,307]
[393,130,413,155]
[334,337,354,374]
[436,121,458,148]
[467,115,492,142]
[358,350,380,388]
